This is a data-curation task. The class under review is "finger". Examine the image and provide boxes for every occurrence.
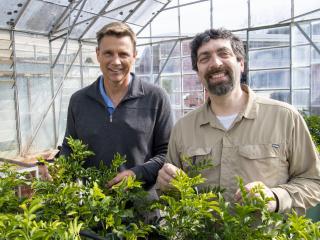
[163,163,178,178]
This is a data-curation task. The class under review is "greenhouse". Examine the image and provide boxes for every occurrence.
[0,0,320,239]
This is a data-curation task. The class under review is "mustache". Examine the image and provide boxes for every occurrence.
[204,66,229,79]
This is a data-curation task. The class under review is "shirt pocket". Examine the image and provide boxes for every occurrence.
[238,144,285,186]
[180,147,215,175]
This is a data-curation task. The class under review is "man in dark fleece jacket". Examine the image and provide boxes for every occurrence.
[60,22,173,189]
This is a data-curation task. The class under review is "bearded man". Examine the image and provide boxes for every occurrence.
[156,28,320,215]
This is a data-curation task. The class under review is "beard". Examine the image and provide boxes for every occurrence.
[204,66,234,96]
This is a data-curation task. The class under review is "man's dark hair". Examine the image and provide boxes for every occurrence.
[96,22,136,51]
[190,28,245,71]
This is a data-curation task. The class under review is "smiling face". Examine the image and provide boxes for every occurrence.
[96,35,137,86]
[196,38,244,96]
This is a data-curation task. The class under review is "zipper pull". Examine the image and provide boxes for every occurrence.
[110,114,112,123]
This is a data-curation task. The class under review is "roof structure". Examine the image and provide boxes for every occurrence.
[0,0,170,42]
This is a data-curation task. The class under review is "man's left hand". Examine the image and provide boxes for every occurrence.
[234,181,278,212]
[107,170,135,188]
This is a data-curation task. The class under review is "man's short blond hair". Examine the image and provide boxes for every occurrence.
[96,22,136,50]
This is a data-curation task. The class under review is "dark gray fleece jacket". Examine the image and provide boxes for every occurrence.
[60,73,173,189]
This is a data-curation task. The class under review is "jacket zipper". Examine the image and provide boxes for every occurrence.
[109,113,113,123]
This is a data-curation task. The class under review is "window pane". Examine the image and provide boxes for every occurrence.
[249,27,290,49]
[182,57,193,74]
[292,23,311,45]
[135,46,151,75]
[311,43,320,64]
[212,0,248,30]
[294,0,320,20]
[249,69,290,89]
[292,45,310,67]
[180,1,210,35]
[160,58,181,74]
[292,90,310,112]
[255,90,290,103]
[161,76,181,93]
[311,64,320,114]
[183,91,204,108]
[151,8,179,37]
[250,0,291,27]
[160,41,180,58]
[292,67,310,89]
[182,39,191,56]
[249,47,290,69]
[183,74,203,91]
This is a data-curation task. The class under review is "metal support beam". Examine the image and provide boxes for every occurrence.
[137,0,171,36]
[122,0,145,22]
[51,1,143,36]
[24,45,82,155]
[279,7,320,24]
[50,0,83,34]
[51,0,87,68]
[49,38,57,147]
[155,40,178,84]
[295,22,320,55]
[79,0,115,40]
[10,30,22,155]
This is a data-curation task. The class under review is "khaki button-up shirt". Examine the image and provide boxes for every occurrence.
[166,85,320,214]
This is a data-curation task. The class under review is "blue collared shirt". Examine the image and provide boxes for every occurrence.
[98,75,132,117]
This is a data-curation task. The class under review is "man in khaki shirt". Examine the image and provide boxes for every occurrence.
[157,28,320,214]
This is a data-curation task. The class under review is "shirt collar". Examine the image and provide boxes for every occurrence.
[198,84,258,126]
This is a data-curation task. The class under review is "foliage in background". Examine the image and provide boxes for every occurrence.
[303,114,320,152]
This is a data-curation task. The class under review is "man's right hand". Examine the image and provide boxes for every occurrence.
[156,163,180,191]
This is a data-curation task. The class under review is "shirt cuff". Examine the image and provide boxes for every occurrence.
[271,187,292,213]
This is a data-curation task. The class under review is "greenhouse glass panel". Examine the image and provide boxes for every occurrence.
[159,41,180,59]
[255,90,290,103]
[248,27,290,49]
[136,24,150,45]
[312,21,320,42]
[311,43,320,64]
[249,69,290,89]
[129,0,166,26]
[292,45,310,67]
[183,74,203,91]
[151,8,179,38]
[294,0,320,20]
[182,57,193,74]
[292,67,310,89]
[152,45,160,74]
[292,90,310,112]
[135,46,152,75]
[161,76,181,93]
[160,58,181,74]
[250,0,291,27]
[292,23,311,45]
[167,92,181,108]
[182,39,192,56]
[173,109,183,123]
[82,66,101,87]
[16,0,66,34]
[249,47,290,69]
[311,64,320,114]
[82,44,98,66]
[0,0,29,29]
[212,0,248,30]
[183,91,204,109]
[180,1,210,35]
[0,82,17,158]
